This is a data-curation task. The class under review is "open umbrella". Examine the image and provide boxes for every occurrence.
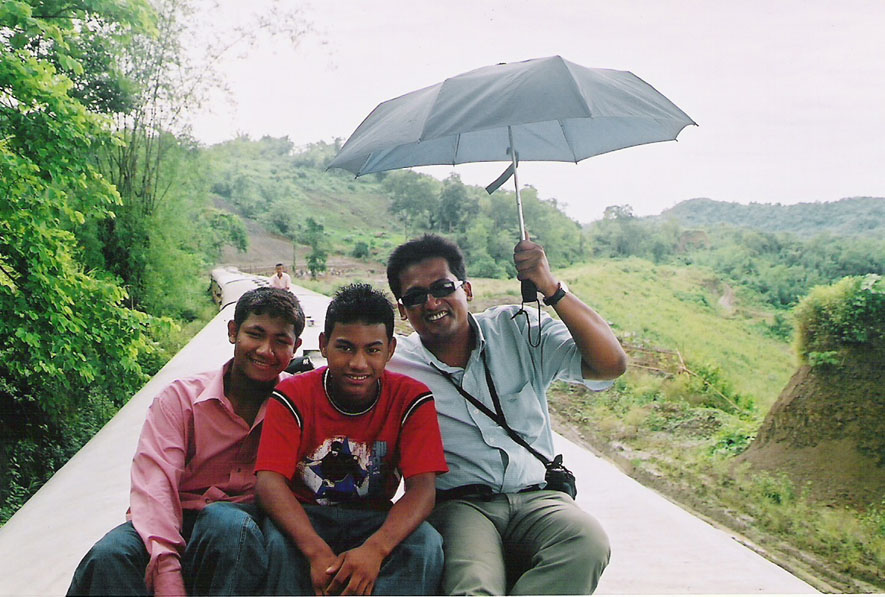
[329,55,696,300]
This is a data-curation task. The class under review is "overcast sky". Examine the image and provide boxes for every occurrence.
[190,0,885,224]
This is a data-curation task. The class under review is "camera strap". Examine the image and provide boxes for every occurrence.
[431,350,552,467]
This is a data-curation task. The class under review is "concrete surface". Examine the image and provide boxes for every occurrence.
[562,433,817,594]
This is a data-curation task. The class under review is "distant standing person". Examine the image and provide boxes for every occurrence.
[386,233,627,595]
[67,287,305,596]
[270,263,292,291]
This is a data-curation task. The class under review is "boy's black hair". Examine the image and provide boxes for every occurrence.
[234,287,305,337]
[324,283,394,339]
[386,234,467,299]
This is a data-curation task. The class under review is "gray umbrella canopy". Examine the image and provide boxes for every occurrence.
[328,55,696,177]
[330,55,695,302]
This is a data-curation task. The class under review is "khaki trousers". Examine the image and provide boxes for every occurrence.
[428,490,610,595]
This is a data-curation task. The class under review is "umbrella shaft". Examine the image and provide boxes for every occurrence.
[509,127,528,241]
[515,180,527,241]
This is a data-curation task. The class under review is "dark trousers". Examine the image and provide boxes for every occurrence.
[67,502,267,596]
[263,505,444,595]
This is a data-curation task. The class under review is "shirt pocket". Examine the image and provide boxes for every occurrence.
[499,380,546,442]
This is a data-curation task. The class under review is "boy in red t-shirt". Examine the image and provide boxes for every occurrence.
[255,283,447,596]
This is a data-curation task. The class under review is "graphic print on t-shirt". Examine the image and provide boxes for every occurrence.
[298,436,392,504]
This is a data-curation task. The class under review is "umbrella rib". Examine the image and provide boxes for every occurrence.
[453,133,461,165]
[557,57,592,162]
[357,154,373,177]
[558,120,579,163]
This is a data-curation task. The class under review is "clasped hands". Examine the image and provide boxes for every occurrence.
[309,542,385,596]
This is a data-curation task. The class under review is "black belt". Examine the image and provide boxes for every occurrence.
[436,483,543,502]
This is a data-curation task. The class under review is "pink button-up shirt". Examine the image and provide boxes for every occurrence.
[128,359,289,591]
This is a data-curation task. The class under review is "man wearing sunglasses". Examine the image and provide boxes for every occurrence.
[386,233,627,595]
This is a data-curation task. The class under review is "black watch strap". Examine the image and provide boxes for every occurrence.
[543,283,567,306]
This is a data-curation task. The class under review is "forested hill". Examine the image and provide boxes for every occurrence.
[205,136,586,277]
[657,197,884,237]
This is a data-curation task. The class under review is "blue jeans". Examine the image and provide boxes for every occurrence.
[67,502,267,595]
[263,505,444,595]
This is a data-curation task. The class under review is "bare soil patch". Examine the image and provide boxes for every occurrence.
[739,350,885,509]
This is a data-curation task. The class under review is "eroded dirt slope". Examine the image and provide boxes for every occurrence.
[739,349,885,508]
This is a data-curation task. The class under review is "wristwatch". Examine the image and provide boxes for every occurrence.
[543,281,569,307]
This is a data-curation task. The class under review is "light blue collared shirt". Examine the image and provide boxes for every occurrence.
[388,304,612,493]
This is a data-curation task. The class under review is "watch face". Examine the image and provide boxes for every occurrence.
[559,281,569,294]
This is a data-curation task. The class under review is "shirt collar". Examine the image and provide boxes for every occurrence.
[467,312,487,354]
[404,312,487,373]
[192,359,281,427]
[192,359,232,405]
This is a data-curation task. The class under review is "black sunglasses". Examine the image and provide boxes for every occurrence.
[399,280,464,308]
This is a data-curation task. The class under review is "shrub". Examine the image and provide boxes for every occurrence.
[351,241,370,259]
[794,274,884,365]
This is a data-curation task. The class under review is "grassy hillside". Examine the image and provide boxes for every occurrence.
[473,258,793,411]
[206,136,588,282]
[571,259,793,409]
[206,137,403,256]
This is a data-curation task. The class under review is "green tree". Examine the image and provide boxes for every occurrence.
[589,204,645,258]
[457,217,508,278]
[302,217,328,279]
[0,0,165,521]
[437,174,477,233]
[383,171,440,233]
[90,0,307,308]
[291,138,342,170]
[205,209,249,256]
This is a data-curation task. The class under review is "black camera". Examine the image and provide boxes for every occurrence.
[544,454,577,499]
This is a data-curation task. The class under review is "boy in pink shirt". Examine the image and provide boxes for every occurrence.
[68,287,305,596]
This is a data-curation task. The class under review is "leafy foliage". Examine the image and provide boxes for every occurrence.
[1,0,168,522]
[383,170,440,233]
[1,0,299,524]
[794,274,884,366]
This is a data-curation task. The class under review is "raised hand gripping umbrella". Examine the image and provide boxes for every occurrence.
[329,55,696,301]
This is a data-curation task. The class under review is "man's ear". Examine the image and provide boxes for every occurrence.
[397,303,408,320]
[294,337,303,353]
[464,280,473,301]
[386,336,397,362]
[318,332,327,358]
[227,320,238,344]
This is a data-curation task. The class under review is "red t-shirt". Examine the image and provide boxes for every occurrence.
[256,367,447,507]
